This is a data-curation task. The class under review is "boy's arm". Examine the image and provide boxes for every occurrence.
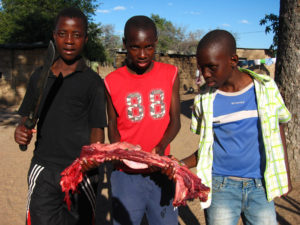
[82,90,121,172]
[106,89,121,143]
[152,74,181,156]
[163,150,198,180]
[181,150,198,168]
[14,116,34,145]
[90,128,105,144]
[280,123,292,194]
[81,127,105,172]
[14,68,40,147]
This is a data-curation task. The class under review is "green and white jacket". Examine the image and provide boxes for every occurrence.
[191,68,291,209]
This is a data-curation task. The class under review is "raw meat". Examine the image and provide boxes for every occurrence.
[60,142,210,209]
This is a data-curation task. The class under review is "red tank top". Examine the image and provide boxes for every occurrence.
[105,61,177,155]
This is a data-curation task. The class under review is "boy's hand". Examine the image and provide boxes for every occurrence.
[161,155,178,180]
[80,155,122,172]
[144,151,162,173]
[151,145,164,156]
[161,164,175,180]
[80,157,100,173]
[14,125,34,145]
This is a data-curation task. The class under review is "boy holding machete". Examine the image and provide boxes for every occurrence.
[14,7,107,225]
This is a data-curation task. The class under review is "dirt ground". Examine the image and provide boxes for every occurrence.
[0,94,299,225]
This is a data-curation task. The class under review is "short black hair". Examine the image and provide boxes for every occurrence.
[124,15,157,40]
[197,29,236,56]
[54,7,88,35]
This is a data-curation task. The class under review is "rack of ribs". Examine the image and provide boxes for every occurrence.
[60,142,210,209]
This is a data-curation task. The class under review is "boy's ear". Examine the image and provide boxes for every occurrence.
[230,54,239,67]
[84,35,88,44]
[122,37,126,49]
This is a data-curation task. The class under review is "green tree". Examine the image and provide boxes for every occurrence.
[180,29,203,54]
[151,14,202,54]
[84,22,106,62]
[260,13,279,51]
[151,14,183,53]
[100,24,122,64]
[0,0,106,62]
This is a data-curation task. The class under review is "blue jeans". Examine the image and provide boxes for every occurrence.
[206,176,277,225]
[110,170,178,225]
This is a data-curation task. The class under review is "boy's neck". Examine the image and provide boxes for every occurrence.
[219,69,253,92]
[126,61,154,75]
[51,56,80,77]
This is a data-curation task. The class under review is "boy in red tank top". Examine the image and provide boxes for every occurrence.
[102,15,181,225]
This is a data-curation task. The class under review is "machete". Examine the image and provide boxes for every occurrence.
[19,40,55,151]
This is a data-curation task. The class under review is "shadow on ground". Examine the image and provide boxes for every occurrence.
[275,194,300,225]
[140,205,203,225]
[180,98,194,119]
[0,105,20,127]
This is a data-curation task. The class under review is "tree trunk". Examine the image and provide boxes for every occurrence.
[276,0,300,182]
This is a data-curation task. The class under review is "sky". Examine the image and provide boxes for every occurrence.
[93,0,280,49]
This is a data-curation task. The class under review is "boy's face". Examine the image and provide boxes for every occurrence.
[124,28,157,74]
[53,16,87,62]
[197,44,235,89]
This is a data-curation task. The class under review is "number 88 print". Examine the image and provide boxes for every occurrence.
[126,89,166,122]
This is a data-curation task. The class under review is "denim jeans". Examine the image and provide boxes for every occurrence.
[206,176,277,225]
[110,170,178,225]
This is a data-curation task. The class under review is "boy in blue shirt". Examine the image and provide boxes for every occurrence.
[180,29,292,225]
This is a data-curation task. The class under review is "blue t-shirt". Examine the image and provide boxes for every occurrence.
[212,83,265,178]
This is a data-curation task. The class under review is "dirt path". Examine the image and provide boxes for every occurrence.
[0,95,299,225]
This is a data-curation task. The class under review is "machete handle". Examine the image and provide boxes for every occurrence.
[19,118,35,152]
[19,144,28,151]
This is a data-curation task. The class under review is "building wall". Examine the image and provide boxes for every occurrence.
[115,48,275,94]
[237,48,275,78]
[0,46,275,101]
[0,46,46,105]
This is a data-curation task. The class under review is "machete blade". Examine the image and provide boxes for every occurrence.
[19,40,56,151]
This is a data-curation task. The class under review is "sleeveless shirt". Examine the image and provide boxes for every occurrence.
[105,61,177,155]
